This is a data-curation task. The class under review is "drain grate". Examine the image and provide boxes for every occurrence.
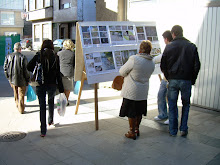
[0,131,27,142]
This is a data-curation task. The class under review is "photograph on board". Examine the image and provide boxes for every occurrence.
[100,52,115,71]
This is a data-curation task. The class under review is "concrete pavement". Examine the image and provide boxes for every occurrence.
[0,57,220,164]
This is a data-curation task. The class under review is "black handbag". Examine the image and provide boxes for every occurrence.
[29,55,43,86]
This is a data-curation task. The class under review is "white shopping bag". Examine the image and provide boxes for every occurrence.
[57,93,67,116]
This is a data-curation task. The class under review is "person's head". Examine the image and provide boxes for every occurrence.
[139,40,152,54]
[14,42,22,52]
[41,39,54,51]
[40,40,54,61]
[63,39,75,51]
[171,25,183,39]
[162,30,172,45]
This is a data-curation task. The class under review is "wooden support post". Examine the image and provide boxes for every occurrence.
[94,83,99,130]
[75,70,86,115]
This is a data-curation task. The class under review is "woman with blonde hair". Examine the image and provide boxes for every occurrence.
[119,40,155,140]
[57,39,75,105]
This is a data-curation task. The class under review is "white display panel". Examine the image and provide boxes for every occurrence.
[75,21,162,84]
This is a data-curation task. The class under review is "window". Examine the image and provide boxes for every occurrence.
[29,0,35,11]
[5,32,17,36]
[44,0,51,7]
[37,0,43,9]
[0,0,23,10]
[43,24,50,40]
[1,12,14,25]
[34,25,40,42]
[60,0,71,9]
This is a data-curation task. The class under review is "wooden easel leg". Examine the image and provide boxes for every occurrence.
[94,83,99,130]
[75,74,85,115]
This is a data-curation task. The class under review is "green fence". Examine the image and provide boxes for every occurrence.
[0,35,20,66]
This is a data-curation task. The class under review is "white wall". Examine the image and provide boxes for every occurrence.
[127,0,220,110]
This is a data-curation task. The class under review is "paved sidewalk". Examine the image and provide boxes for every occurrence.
[0,76,220,165]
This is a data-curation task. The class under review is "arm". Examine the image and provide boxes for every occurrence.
[160,51,169,80]
[153,54,162,64]
[23,56,30,83]
[27,54,38,72]
[56,55,64,93]
[191,47,201,85]
[3,55,9,79]
[119,56,134,77]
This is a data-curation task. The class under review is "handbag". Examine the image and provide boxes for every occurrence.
[112,75,124,90]
[29,55,43,86]
[74,81,81,95]
[27,85,37,102]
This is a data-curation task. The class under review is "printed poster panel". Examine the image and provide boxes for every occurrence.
[84,51,115,76]
[109,25,136,45]
[81,26,109,47]
[136,26,158,42]
[5,37,12,55]
[84,49,138,77]
[114,49,137,69]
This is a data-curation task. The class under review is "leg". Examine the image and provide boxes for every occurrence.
[11,84,19,109]
[125,117,136,140]
[64,89,70,101]
[135,116,142,136]
[157,79,168,119]
[18,86,26,114]
[47,86,56,125]
[179,80,192,133]
[36,86,47,135]
[167,80,179,136]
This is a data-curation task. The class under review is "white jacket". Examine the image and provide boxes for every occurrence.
[119,54,155,101]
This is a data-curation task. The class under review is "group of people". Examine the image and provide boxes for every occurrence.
[4,39,75,137]
[4,25,200,139]
[119,25,200,140]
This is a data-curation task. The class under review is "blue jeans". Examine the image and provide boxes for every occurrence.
[36,85,56,135]
[167,80,191,135]
[157,79,168,119]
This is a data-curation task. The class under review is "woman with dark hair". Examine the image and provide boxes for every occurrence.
[27,39,64,137]
[119,40,155,140]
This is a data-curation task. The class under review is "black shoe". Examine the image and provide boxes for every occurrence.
[169,134,177,137]
[169,132,177,137]
[180,131,188,136]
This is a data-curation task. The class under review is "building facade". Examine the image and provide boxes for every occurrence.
[25,0,96,50]
[0,0,24,37]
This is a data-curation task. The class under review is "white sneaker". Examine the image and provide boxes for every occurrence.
[154,116,162,121]
[164,119,169,125]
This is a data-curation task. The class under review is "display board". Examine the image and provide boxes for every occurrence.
[75,21,161,84]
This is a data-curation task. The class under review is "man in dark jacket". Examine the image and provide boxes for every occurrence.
[3,42,30,114]
[160,25,200,137]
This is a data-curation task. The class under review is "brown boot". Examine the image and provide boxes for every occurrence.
[135,116,142,136]
[125,118,136,140]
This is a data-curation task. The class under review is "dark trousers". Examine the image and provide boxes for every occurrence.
[36,85,56,135]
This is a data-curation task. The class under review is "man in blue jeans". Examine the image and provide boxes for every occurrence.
[161,25,200,136]
[154,30,173,125]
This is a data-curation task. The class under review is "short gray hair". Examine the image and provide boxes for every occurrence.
[14,42,21,51]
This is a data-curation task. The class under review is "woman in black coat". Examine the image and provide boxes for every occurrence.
[27,39,64,137]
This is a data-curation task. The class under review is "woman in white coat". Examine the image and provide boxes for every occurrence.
[119,40,155,140]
